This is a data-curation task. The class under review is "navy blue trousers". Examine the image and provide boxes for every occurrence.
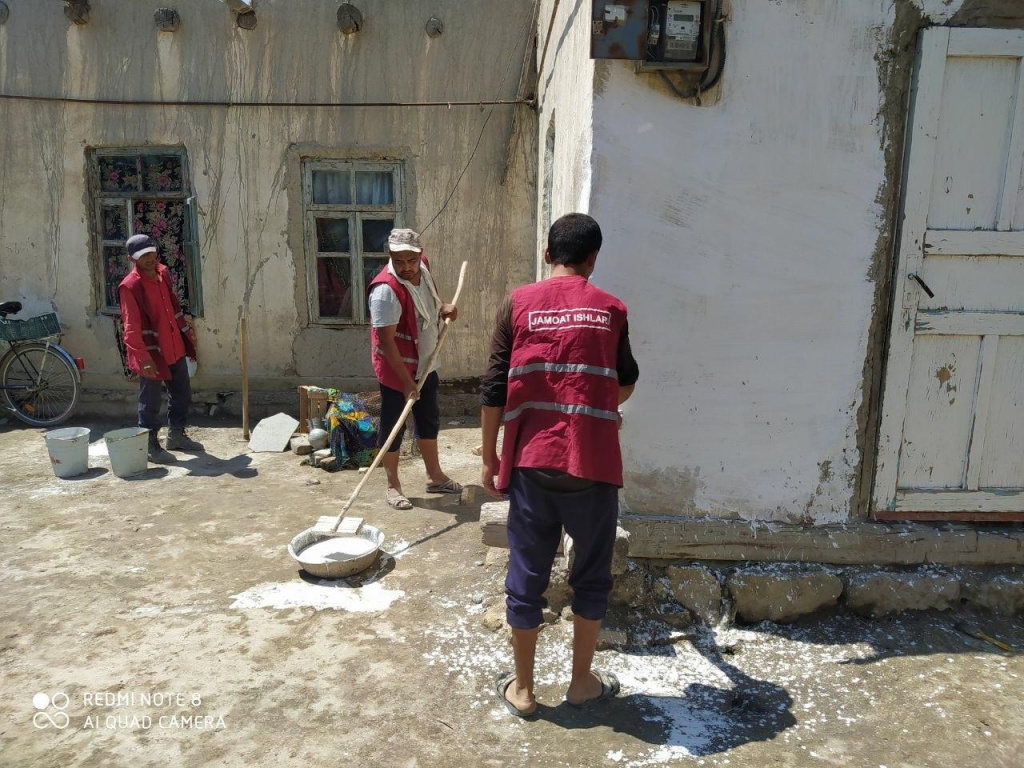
[138,357,191,430]
[505,469,619,630]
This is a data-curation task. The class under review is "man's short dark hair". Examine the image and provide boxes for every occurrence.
[548,213,602,266]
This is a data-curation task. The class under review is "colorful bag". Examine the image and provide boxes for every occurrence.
[327,393,379,469]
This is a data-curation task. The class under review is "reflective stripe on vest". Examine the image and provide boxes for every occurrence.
[395,332,415,342]
[374,348,417,366]
[503,401,619,423]
[508,362,617,380]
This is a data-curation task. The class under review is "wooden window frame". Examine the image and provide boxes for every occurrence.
[301,159,404,325]
[89,147,202,316]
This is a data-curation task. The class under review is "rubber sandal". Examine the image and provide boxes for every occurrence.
[495,672,537,719]
[566,669,620,708]
[385,490,413,510]
[426,479,463,495]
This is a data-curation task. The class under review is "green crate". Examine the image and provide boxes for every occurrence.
[0,313,61,342]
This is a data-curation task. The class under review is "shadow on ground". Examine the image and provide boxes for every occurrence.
[537,631,796,757]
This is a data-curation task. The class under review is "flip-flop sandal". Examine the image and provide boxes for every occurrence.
[426,479,463,495]
[566,669,620,709]
[385,490,413,510]
[495,672,537,719]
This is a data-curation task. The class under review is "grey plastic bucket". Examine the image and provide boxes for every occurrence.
[43,427,90,478]
[104,427,149,478]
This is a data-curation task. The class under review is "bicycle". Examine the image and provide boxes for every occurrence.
[0,301,83,427]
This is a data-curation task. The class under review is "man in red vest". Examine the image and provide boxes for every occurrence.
[368,228,462,509]
[481,213,639,718]
[118,234,203,464]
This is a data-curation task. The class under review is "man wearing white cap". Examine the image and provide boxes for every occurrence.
[367,228,462,509]
[118,234,203,464]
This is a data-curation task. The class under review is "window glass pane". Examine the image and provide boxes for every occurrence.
[355,171,395,205]
[362,257,389,289]
[362,219,395,253]
[318,257,352,318]
[133,200,190,309]
[102,204,129,240]
[104,246,131,308]
[141,154,184,193]
[312,170,352,204]
[98,156,140,194]
[316,218,350,252]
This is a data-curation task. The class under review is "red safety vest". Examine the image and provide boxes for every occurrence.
[118,266,197,381]
[498,275,627,490]
[367,257,437,392]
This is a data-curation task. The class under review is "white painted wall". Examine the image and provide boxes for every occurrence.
[0,0,537,394]
[535,0,596,276]
[581,1,897,523]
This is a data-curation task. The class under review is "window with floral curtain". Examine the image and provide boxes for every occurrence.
[91,149,202,315]
[303,160,404,324]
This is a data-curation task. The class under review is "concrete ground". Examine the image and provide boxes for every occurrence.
[1,417,1023,767]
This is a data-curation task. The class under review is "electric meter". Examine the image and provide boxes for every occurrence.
[663,0,702,61]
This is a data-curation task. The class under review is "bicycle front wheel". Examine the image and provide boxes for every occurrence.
[0,342,81,427]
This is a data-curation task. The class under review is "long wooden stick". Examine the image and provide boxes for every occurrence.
[328,261,469,532]
[240,315,250,440]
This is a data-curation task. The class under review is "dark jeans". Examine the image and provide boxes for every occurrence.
[505,468,619,630]
[378,371,440,452]
[138,357,191,431]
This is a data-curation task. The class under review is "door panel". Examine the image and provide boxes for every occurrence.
[875,28,1024,520]
[928,57,1018,231]
[978,337,1024,488]
[897,335,981,490]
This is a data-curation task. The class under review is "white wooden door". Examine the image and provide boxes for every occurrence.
[875,28,1024,520]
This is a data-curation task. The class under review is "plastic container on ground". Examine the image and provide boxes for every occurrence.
[43,427,90,478]
[104,427,149,478]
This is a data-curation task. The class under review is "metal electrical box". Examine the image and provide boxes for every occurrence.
[591,0,711,68]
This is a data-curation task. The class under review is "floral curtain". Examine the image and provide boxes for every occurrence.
[133,200,191,311]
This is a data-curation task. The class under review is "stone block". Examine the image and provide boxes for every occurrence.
[960,574,1024,615]
[610,564,650,608]
[665,564,722,624]
[728,568,843,623]
[480,601,507,634]
[611,526,631,576]
[484,547,509,569]
[844,571,960,617]
[543,555,572,613]
[248,413,299,452]
[290,435,312,455]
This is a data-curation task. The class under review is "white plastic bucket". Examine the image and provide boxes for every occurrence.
[43,427,90,479]
[104,427,150,478]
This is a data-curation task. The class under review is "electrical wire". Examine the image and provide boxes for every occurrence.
[420,14,534,234]
[0,93,528,108]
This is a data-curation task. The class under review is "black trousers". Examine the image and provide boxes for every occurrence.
[378,371,441,452]
[138,357,191,430]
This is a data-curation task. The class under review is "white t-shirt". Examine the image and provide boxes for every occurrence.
[369,280,440,376]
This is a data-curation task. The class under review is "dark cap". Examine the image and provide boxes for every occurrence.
[126,234,157,261]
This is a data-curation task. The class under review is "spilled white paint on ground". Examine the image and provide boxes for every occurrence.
[419,611,909,766]
[385,539,412,559]
[230,579,404,612]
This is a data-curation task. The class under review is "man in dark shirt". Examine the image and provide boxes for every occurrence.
[480,213,639,718]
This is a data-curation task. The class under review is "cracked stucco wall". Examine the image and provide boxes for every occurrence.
[0,0,538,392]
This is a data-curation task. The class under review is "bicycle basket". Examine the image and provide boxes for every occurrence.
[0,313,61,342]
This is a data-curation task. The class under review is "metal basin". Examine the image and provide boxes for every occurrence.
[288,524,384,579]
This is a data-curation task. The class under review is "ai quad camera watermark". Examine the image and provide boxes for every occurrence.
[32,692,70,730]
[31,690,227,732]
